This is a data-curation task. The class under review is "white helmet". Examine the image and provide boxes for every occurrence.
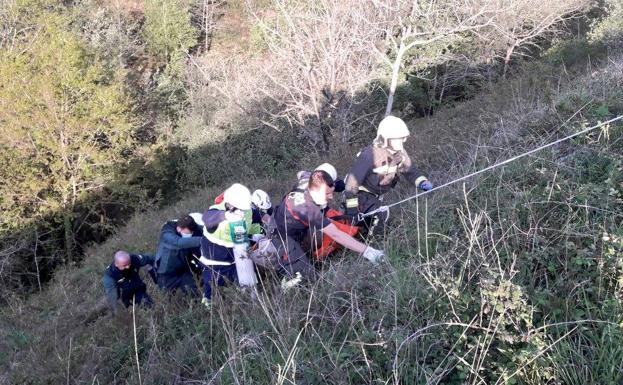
[223,183,252,211]
[376,116,410,144]
[251,189,272,210]
[315,163,337,181]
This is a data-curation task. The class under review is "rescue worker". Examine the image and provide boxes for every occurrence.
[273,169,385,287]
[295,163,346,195]
[251,189,274,234]
[102,250,155,314]
[155,215,202,296]
[199,183,263,306]
[344,116,433,235]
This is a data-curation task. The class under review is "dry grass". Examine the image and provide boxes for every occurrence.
[2,47,623,385]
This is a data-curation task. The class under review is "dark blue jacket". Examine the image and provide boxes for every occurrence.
[155,221,202,276]
[103,253,154,312]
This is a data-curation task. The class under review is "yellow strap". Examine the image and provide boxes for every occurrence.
[358,186,380,197]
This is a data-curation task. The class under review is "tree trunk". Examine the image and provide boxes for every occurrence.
[503,43,517,79]
[63,211,74,264]
[385,44,406,117]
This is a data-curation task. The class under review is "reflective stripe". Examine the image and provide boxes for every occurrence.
[415,176,428,187]
[197,255,234,266]
[372,164,398,175]
[358,186,379,197]
[345,198,359,208]
[204,227,235,248]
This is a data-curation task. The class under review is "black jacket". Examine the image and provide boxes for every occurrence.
[103,254,154,312]
[344,145,427,199]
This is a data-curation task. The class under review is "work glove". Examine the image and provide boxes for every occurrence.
[419,180,433,191]
[225,209,245,222]
[201,297,212,310]
[362,246,385,265]
[281,272,303,291]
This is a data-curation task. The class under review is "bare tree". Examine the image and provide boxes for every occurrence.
[243,0,592,146]
[193,0,225,51]
[247,0,387,149]
[489,0,591,77]
[371,1,501,116]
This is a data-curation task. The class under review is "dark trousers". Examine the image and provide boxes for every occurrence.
[202,265,237,299]
[271,235,316,279]
[200,236,237,299]
[120,289,153,308]
[157,271,199,297]
[356,191,388,236]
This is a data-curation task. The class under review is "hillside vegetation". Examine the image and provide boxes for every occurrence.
[1,0,623,384]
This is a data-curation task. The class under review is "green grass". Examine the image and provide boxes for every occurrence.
[2,49,623,385]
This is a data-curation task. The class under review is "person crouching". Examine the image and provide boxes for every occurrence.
[199,183,262,307]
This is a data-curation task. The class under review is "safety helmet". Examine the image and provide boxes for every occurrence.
[251,189,272,210]
[375,116,410,145]
[315,163,337,181]
[223,183,252,211]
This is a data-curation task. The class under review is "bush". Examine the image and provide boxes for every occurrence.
[142,0,198,60]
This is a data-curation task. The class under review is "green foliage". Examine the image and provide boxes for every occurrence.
[543,38,607,67]
[142,0,198,60]
[589,0,623,48]
[0,12,134,227]
[150,50,191,120]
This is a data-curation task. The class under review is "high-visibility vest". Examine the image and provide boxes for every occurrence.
[203,202,260,248]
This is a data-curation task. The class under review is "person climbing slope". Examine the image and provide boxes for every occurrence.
[344,115,433,236]
[199,183,262,307]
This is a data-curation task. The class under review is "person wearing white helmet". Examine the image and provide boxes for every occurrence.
[250,189,276,235]
[294,163,346,199]
[272,170,386,287]
[343,115,432,235]
[198,183,263,307]
[251,189,272,212]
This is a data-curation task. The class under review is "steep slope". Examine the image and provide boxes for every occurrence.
[1,53,622,384]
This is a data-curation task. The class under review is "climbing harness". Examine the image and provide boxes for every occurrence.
[359,115,623,222]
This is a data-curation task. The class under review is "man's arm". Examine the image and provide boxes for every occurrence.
[102,273,119,314]
[133,254,155,267]
[161,228,201,249]
[400,154,429,188]
[202,209,226,233]
[344,148,373,196]
[321,224,367,254]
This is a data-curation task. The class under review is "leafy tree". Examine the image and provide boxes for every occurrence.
[0,11,134,262]
[142,0,199,60]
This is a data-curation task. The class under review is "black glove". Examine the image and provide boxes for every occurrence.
[334,179,346,193]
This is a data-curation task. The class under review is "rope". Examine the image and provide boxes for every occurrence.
[359,115,623,220]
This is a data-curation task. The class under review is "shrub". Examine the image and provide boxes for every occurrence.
[142,0,198,60]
